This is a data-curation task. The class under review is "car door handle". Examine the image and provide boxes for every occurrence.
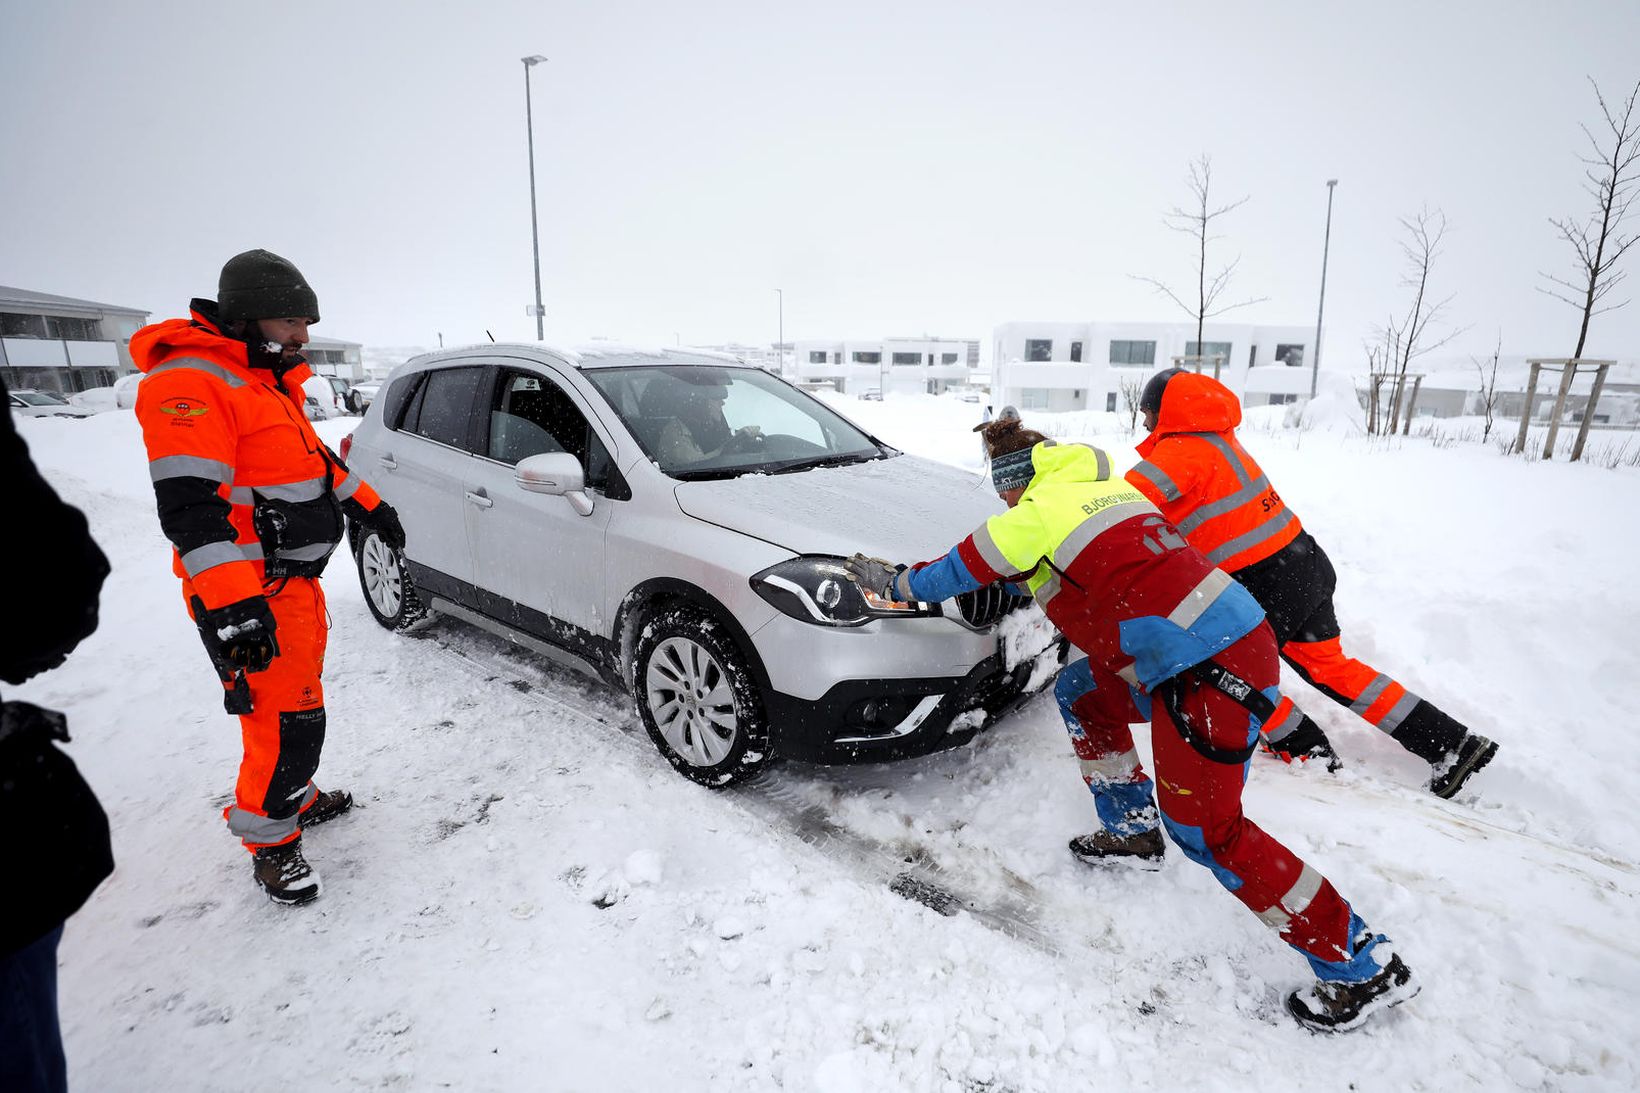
[465,490,493,509]
[378,454,398,469]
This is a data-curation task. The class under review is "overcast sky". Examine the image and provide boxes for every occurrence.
[5,0,1640,366]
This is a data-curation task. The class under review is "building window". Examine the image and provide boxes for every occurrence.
[45,316,101,341]
[1270,393,1299,405]
[1276,344,1306,367]
[940,352,959,365]
[0,313,49,338]
[1070,341,1083,362]
[891,352,922,366]
[1109,340,1156,366]
[1105,392,1118,411]
[1020,388,1049,409]
[1185,341,1233,364]
[851,351,881,364]
[808,350,827,364]
[1025,339,1053,362]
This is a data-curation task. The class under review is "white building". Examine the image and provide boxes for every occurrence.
[991,320,1317,412]
[792,336,979,396]
[303,335,366,383]
[0,285,150,395]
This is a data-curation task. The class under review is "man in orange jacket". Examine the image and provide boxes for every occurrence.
[133,250,404,904]
[1124,369,1497,798]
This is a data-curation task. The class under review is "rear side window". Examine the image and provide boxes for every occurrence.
[381,373,423,431]
[406,367,485,451]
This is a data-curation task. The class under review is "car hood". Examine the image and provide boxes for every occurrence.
[673,453,1003,561]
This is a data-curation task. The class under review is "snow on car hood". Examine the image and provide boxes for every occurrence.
[672,453,1004,561]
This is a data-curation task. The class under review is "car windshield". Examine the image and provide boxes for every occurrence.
[15,391,68,406]
[586,364,887,480]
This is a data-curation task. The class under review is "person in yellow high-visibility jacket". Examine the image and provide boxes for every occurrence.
[845,417,1419,1033]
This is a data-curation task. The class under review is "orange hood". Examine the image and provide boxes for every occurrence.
[1136,371,1242,457]
[130,302,250,374]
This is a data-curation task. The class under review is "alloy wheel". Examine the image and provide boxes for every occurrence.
[644,636,739,767]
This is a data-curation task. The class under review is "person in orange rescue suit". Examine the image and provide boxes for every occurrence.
[843,418,1418,1032]
[132,250,405,906]
[1127,369,1498,798]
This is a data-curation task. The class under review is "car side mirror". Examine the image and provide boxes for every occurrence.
[515,451,594,516]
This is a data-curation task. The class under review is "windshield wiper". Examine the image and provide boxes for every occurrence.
[765,450,887,475]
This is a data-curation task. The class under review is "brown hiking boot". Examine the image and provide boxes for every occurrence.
[252,837,322,905]
[1068,827,1166,870]
[299,788,354,829]
[1287,952,1419,1033]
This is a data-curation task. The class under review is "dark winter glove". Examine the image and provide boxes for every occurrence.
[199,596,280,674]
[361,500,406,550]
[843,554,916,603]
[1263,715,1343,771]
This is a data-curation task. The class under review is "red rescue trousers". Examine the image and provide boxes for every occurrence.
[185,576,329,851]
[1056,624,1365,974]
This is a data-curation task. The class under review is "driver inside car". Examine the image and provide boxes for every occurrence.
[655,382,762,465]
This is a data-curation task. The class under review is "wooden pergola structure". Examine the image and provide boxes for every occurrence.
[1169,353,1226,380]
[1366,371,1426,436]
[1510,359,1615,461]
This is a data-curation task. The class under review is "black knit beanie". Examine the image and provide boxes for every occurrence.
[217,249,320,324]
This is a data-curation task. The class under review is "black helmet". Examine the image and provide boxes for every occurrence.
[1139,368,1186,416]
[217,249,320,324]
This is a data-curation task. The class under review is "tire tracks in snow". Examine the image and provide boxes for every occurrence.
[413,624,1069,956]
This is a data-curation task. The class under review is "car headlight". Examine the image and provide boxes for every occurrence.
[751,556,938,627]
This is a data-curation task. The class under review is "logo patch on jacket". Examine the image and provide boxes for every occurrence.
[159,397,210,419]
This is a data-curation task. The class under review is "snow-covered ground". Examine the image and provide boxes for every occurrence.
[10,392,1640,1091]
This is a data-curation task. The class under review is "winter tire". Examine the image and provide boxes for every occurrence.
[356,529,429,631]
[633,605,772,787]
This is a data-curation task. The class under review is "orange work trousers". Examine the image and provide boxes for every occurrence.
[185,576,329,851]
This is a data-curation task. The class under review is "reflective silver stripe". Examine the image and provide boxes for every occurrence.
[1257,864,1324,931]
[147,356,249,388]
[1079,750,1141,782]
[1349,674,1394,715]
[969,523,1015,577]
[1037,571,1062,608]
[1052,499,1156,570]
[333,471,364,502]
[228,477,330,505]
[276,542,335,563]
[293,784,319,810]
[1377,690,1421,733]
[1204,508,1296,566]
[226,806,300,845]
[1093,447,1112,481]
[1187,432,1254,486]
[1129,460,1182,502]
[1263,703,1306,743]
[1167,568,1234,630]
[1117,664,1140,688]
[180,540,258,577]
[1176,473,1274,535]
[150,455,234,484]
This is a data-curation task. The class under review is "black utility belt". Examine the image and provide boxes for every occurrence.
[1154,659,1276,765]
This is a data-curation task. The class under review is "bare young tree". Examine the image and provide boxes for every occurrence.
[1371,208,1462,435]
[1471,332,1504,442]
[1119,375,1146,431]
[1135,154,1268,352]
[1539,78,1640,359]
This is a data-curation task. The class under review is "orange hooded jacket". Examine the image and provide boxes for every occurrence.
[132,302,382,610]
[1123,371,1301,573]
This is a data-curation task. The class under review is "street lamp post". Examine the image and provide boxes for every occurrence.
[522,55,548,341]
[774,288,784,374]
[1310,178,1338,399]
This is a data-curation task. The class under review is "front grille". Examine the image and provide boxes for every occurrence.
[954,585,1031,628]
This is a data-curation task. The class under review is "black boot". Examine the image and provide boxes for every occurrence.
[299,787,354,829]
[1430,735,1498,799]
[252,837,321,905]
[1068,827,1166,870]
[1287,952,1419,1033]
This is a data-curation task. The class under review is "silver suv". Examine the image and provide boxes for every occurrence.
[342,345,1045,785]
